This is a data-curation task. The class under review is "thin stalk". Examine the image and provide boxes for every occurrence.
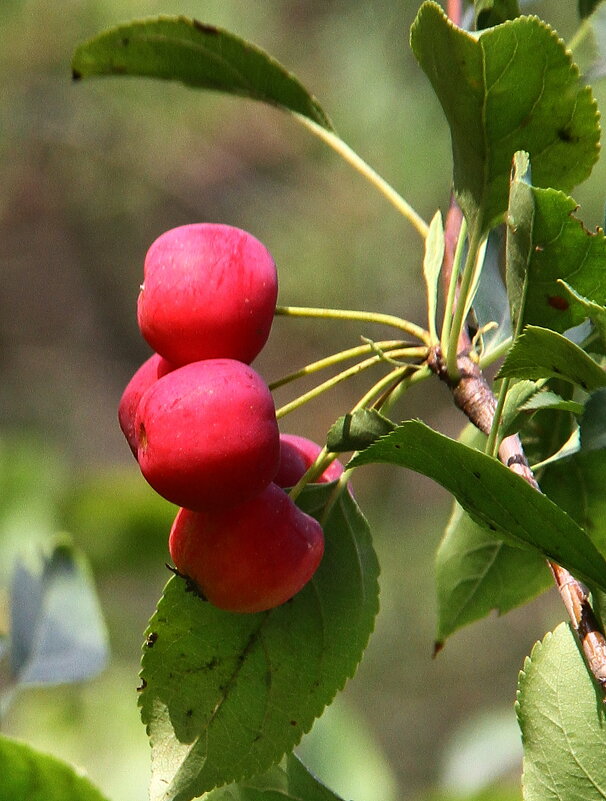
[275,347,427,419]
[440,216,467,355]
[268,339,406,391]
[445,226,484,380]
[485,376,511,457]
[379,363,433,415]
[478,336,513,369]
[288,446,336,503]
[275,304,430,343]
[295,115,430,240]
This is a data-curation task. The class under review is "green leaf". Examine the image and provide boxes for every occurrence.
[580,387,606,451]
[499,379,541,438]
[325,409,396,452]
[410,3,600,233]
[496,326,606,391]
[0,733,110,801]
[9,536,108,687]
[521,391,584,416]
[580,0,603,20]
[204,754,346,801]
[349,419,606,591]
[475,0,521,29]
[139,485,379,801]
[435,501,551,645]
[505,160,606,333]
[559,282,606,348]
[423,210,445,341]
[72,17,332,130]
[517,622,606,800]
[473,228,513,360]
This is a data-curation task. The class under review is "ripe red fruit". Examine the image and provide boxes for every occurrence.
[135,359,280,510]
[137,223,278,366]
[118,353,175,456]
[168,483,325,613]
[275,434,344,488]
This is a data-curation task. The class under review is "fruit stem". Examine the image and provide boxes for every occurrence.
[295,115,430,240]
[275,305,430,344]
[268,339,406,391]
[274,347,428,419]
[288,447,338,503]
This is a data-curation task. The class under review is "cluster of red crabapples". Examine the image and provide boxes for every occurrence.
[118,223,344,613]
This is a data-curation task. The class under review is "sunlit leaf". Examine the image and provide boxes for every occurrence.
[72,17,332,130]
[410,3,600,233]
[139,485,379,800]
[0,734,110,801]
[517,623,606,800]
[350,419,606,591]
[9,536,108,687]
[497,326,606,391]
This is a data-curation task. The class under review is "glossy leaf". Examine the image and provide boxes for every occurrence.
[517,623,606,800]
[72,17,332,130]
[435,501,551,645]
[139,485,379,801]
[506,159,606,333]
[9,537,108,687]
[349,420,606,591]
[497,326,606,391]
[204,754,345,801]
[410,3,599,233]
[326,409,395,452]
[0,734,110,801]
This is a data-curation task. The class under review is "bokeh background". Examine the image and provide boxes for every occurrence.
[1,1,604,799]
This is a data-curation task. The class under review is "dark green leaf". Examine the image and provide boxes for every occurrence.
[496,326,606,390]
[139,485,379,800]
[0,734,110,801]
[521,391,584,416]
[499,379,541,438]
[559,282,606,347]
[205,754,345,801]
[350,420,606,591]
[9,536,108,687]
[475,0,521,30]
[435,501,551,644]
[473,227,513,360]
[410,3,600,233]
[72,17,332,130]
[580,387,606,451]
[326,409,395,452]
[423,210,445,340]
[517,623,606,800]
[579,0,603,19]
[506,161,606,333]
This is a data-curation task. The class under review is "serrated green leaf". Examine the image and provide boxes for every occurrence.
[139,485,379,801]
[9,536,108,687]
[435,501,551,644]
[499,379,541,438]
[475,0,521,30]
[497,326,606,390]
[423,210,445,341]
[559,282,606,348]
[410,3,600,233]
[72,17,332,130]
[506,162,606,333]
[204,754,345,801]
[517,622,606,800]
[521,391,584,416]
[0,734,110,801]
[349,419,606,591]
[325,409,395,453]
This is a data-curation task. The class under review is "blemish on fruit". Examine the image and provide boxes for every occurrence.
[547,295,569,311]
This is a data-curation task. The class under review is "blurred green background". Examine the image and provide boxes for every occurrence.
[0,1,603,800]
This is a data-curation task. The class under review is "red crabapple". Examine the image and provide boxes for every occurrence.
[275,433,345,488]
[118,353,175,457]
[135,359,280,510]
[137,223,278,366]
[168,483,325,613]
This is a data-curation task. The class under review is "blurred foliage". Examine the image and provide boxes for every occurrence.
[0,1,598,799]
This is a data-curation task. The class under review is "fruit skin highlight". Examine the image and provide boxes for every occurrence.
[135,358,280,510]
[275,434,344,488]
[137,223,278,367]
[169,483,325,613]
[118,353,175,457]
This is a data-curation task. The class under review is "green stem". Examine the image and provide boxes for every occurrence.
[378,363,433,415]
[275,305,430,343]
[445,226,484,380]
[485,377,510,457]
[295,115,430,240]
[478,336,513,369]
[269,339,406,391]
[288,446,337,503]
[275,347,428,419]
[567,17,591,53]
[440,216,467,353]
